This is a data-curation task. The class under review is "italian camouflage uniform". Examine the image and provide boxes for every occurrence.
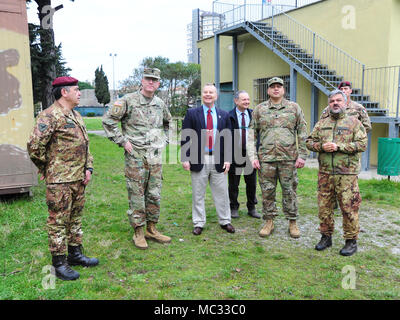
[102,91,171,228]
[320,100,372,133]
[27,101,93,256]
[247,98,308,221]
[306,110,367,239]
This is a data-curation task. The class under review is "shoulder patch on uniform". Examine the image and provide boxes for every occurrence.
[111,101,126,117]
[39,123,48,132]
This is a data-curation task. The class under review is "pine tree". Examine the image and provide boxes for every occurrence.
[94,66,110,112]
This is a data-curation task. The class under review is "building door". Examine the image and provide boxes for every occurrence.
[218,82,234,112]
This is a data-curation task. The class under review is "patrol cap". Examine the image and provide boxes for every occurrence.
[267,77,284,87]
[338,81,352,89]
[143,68,161,80]
[52,76,79,87]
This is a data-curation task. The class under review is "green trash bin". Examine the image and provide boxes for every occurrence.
[377,138,400,176]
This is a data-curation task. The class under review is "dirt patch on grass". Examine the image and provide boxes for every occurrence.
[239,206,400,255]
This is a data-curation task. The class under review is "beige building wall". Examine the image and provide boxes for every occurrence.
[388,0,400,66]
[279,0,393,67]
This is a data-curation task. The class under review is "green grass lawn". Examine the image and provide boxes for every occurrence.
[1,133,400,300]
[83,117,105,131]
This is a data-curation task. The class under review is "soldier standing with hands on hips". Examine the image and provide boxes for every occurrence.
[247,77,308,239]
[27,76,99,281]
[102,68,172,250]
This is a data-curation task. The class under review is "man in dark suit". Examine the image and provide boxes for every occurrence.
[181,83,235,236]
[228,90,260,219]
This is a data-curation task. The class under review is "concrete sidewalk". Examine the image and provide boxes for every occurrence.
[305,158,400,182]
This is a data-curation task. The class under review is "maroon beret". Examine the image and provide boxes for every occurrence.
[52,76,79,87]
[338,81,352,89]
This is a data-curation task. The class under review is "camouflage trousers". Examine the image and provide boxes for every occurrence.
[125,149,162,228]
[318,173,361,239]
[46,181,85,256]
[259,161,298,220]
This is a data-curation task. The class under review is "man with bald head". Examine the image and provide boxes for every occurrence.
[181,83,235,236]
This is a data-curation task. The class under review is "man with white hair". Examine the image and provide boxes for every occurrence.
[228,90,260,219]
[306,89,368,256]
[181,83,235,236]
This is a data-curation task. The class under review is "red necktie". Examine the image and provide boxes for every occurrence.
[207,109,213,151]
[241,112,246,149]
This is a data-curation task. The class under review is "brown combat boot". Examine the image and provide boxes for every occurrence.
[259,219,274,237]
[133,226,148,250]
[289,220,300,238]
[145,221,171,243]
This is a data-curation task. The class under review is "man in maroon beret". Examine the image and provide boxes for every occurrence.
[27,76,99,281]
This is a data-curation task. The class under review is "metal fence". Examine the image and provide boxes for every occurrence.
[270,12,365,91]
[211,0,322,31]
[364,66,400,118]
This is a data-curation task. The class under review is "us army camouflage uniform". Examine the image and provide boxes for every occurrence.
[247,98,308,220]
[27,101,93,256]
[102,91,171,228]
[306,110,367,239]
[320,100,372,133]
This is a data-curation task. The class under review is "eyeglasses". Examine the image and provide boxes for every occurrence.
[144,77,159,83]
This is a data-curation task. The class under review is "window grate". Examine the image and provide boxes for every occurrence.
[253,75,290,106]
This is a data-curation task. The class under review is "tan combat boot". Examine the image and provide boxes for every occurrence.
[145,222,171,243]
[133,226,148,250]
[289,220,300,238]
[259,219,274,237]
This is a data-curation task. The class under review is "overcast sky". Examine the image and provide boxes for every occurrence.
[27,0,215,89]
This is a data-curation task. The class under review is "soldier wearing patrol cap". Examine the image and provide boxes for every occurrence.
[306,89,367,256]
[247,77,308,239]
[102,68,172,250]
[27,76,99,281]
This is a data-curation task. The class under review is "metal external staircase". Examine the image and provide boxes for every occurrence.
[243,20,385,114]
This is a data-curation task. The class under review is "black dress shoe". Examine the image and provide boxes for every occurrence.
[315,235,332,251]
[339,239,357,256]
[193,227,203,235]
[221,223,235,233]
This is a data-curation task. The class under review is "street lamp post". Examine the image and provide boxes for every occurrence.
[109,53,117,100]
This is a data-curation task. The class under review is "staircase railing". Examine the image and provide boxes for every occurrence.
[270,12,365,92]
[364,66,400,118]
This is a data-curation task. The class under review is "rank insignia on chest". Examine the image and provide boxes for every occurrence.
[39,123,48,132]
[64,121,76,129]
[336,127,350,135]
